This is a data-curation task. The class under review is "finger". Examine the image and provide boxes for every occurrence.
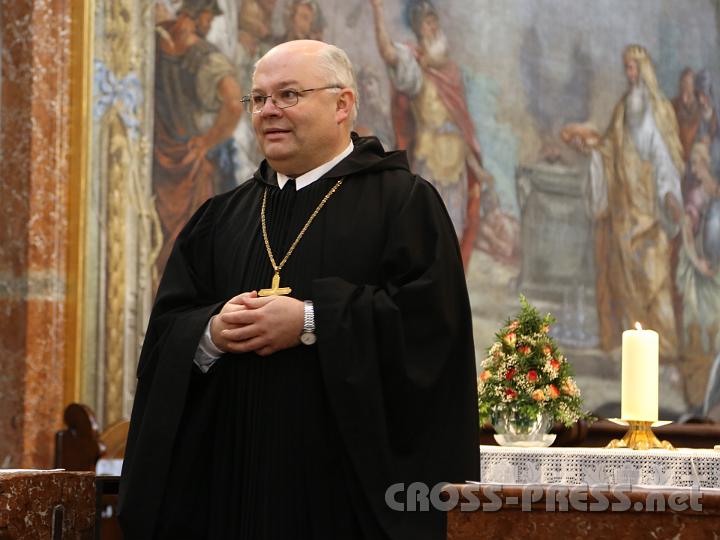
[220,303,247,316]
[226,335,267,354]
[255,345,276,357]
[228,291,258,305]
[221,309,258,325]
[240,295,277,309]
[222,324,262,342]
[210,315,245,345]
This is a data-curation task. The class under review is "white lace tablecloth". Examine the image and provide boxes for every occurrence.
[480,445,720,488]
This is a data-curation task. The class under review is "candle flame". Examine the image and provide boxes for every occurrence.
[635,322,643,330]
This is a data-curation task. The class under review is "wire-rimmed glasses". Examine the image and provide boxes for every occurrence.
[242,85,343,114]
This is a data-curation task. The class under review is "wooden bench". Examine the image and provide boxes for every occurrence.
[55,404,128,540]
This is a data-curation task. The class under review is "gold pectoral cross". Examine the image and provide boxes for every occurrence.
[258,271,292,297]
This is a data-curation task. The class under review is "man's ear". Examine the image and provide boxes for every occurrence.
[335,88,356,124]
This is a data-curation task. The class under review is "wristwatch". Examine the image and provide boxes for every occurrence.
[300,300,316,345]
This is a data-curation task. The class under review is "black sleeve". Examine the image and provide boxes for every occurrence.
[119,198,224,538]
[313,178,479,539]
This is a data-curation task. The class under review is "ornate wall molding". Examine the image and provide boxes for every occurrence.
[82,0,157,426]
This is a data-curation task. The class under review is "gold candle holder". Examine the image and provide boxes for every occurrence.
[606,419,675,450]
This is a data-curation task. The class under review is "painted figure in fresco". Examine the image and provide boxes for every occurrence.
[676,141,720,407]
[280,0,326,42]
[695,69,720,179]
[705,354,720,419]
[237,0,278,52]
[216,0,280,184]
[672,68,701,167]
[565,45,685,357]
[153,0,244,283]
[204,0,239,62]
[368,0,496,269]
[355,66,396,150]
[155,0,183,24]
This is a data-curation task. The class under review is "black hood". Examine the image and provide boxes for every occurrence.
[252,133,410,186]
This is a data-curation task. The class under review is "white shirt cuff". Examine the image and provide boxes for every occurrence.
[193,318,223,373]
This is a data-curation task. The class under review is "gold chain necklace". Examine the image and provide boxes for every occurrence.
[258,178,344,296]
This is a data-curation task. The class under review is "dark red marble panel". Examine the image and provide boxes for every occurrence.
[447,484,720,540]
[0,471,95,539]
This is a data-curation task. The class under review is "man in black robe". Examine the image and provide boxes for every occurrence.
[119,39,478,540]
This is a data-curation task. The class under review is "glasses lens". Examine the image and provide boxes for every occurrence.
[274,89,299,109]
[250,94,266,113]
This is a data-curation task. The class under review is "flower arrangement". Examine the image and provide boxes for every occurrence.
[478,295,592,427]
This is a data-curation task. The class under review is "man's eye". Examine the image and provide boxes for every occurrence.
[277,89,298,101]
[250,95,266,105]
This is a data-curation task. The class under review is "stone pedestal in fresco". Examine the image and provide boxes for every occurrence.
[516,162,598,347]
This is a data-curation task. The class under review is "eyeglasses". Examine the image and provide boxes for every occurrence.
[242,85,343,114]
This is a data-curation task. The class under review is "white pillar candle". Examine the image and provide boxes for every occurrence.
[621,324,659,421]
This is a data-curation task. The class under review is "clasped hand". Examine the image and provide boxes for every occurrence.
[210,292,305,356]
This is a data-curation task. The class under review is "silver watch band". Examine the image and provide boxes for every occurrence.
[303,300,315,333]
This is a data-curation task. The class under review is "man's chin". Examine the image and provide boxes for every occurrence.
[262,137,293,153]
[263,147,296,168]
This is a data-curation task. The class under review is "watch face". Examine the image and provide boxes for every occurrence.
[300,332,317,345]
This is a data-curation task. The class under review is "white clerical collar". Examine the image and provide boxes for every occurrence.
[277,141,354,190]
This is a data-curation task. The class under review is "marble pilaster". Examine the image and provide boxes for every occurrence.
[0,0,72,467]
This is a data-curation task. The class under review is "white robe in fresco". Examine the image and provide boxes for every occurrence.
[589,82,683,356]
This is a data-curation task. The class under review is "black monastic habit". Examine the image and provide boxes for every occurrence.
[119,135,479,540]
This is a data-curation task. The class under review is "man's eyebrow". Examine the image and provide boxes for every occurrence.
[250,80,302,93]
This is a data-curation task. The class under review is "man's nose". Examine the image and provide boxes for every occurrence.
[259,97,282,116]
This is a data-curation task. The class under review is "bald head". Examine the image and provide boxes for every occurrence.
[260,37,324,56]
[250,40,358,176]
[255,40,358,121]
[255,40,327,76]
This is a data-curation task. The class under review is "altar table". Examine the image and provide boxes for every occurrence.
[446,483,720,540]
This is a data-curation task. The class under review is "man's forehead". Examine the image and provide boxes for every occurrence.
[251,79,302,92]
[253,62,321,90]
[253,41,327,86]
